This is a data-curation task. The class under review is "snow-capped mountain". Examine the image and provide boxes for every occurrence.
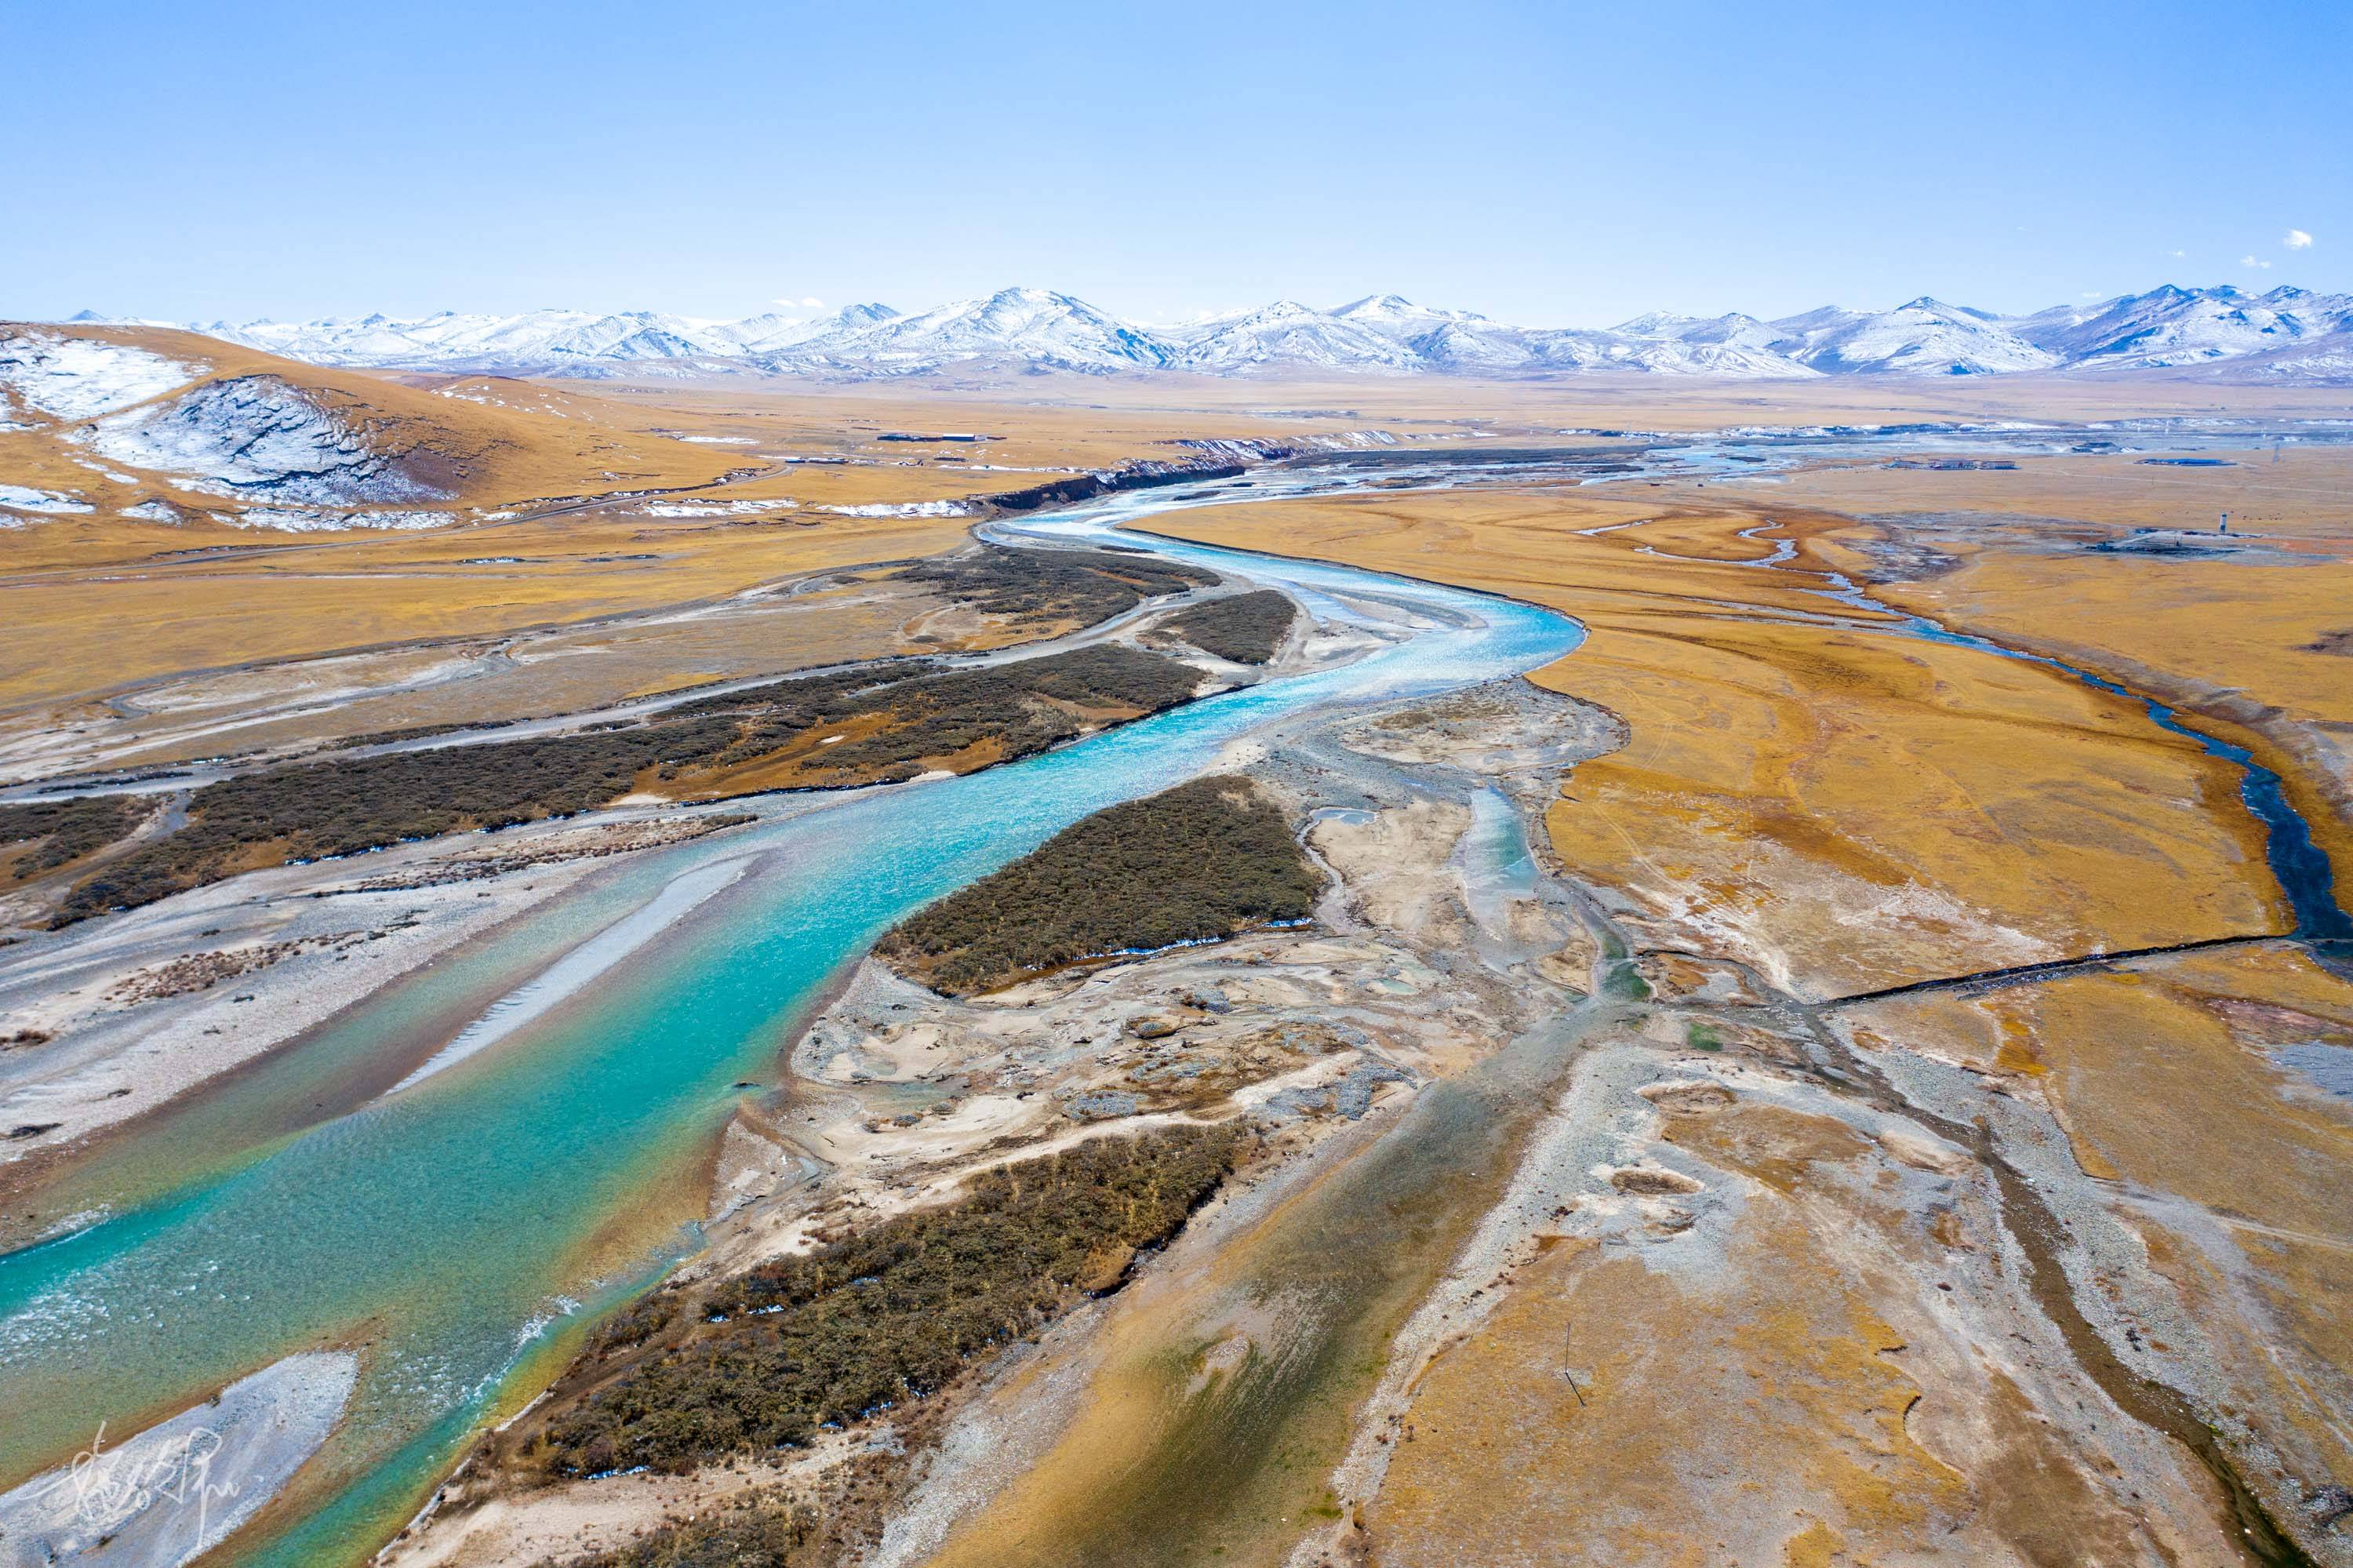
[1330,294,1497,337]
[2005,284,2353,371]
[762,289,1164,375]
[53,283,2353,384]
[1171,300,1427,373]
[1762,298,2059,376]
[707,304,900,355]
[1605,314,1821,377]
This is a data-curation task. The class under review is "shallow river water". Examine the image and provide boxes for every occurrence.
[0,478,1584,1565]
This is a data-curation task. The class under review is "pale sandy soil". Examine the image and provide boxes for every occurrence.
[0,810,750,1188]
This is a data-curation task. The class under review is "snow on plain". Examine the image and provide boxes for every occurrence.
[0,331,205,419]
[220,507,459,532]
[642,497,794,518]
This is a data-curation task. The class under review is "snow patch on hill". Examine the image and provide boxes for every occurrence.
[72,376,454,505]
[0,483,97,516]
[0,331,205,420]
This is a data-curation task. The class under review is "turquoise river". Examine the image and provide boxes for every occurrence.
[0,475,1587,1565]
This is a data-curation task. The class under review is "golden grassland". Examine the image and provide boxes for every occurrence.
[3,333,1464,729]
[1146,447,2353,1556]
[1366,1104,2219,1566]
[1769,445,2353,879]
[1149,489,2285,995]
[0,509,976,714]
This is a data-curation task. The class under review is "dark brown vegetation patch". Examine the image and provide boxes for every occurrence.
[526,1125,1241,1479]
[900,545,1213,630]
[1158,589,1297,664]
[54,646,1202,925]
[878,775,1321,995]
[0,795,145,880]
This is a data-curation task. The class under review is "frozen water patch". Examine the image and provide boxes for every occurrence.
[0,1351,357,1568]
[676,435,755,444]
[119,499,187,522]
[73,376,453,505]
[0,483,96,515]
[0,331,205,420]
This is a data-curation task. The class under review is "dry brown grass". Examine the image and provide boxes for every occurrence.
[0,510,982,714]
[1762,444,2353,879]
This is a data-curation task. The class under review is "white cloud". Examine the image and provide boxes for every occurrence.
[2284,229,2314,249]
[770,296,827,309]
[2081,290,2104,299]
[2169,249,2186,258]
[2241,254,2273,270]
[801,297,824,308]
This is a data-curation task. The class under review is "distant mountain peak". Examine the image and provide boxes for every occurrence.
[54,281,2350,385]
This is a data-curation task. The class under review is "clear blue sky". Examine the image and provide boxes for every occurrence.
[5,0,2345,327]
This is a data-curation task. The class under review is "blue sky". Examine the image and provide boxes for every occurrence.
[5,0,2345,326]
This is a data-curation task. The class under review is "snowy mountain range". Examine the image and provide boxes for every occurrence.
[63,283,2353,384]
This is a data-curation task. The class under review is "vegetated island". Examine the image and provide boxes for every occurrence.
[515,1125,1242,1484]
[878,774,1321,994]
[1155,588,1298,664]
[900,545,1213,631]
[56,643,1206,925]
